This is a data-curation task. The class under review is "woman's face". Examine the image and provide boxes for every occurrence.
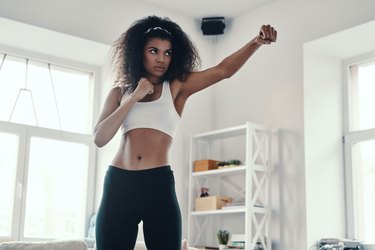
[143,37,172,82]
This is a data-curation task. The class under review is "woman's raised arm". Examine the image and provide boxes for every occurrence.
[178,24,277,97]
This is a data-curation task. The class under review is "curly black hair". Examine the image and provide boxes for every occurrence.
[112,15,201,93]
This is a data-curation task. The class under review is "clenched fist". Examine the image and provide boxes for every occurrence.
[131,77,154,101]
[255,25,277,45]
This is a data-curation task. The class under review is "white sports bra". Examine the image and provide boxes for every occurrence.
[122,80,181,138]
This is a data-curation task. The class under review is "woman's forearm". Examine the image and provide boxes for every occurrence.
[94,94,137,147]
[218,25,276,78]
[218,37,262,78]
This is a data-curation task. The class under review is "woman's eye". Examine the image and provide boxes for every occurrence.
[165,50,172,56]
[150,49,158,54]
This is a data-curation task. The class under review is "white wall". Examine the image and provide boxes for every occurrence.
[304,19,375,247]
[303,48,345,245]
[210,0,375,249]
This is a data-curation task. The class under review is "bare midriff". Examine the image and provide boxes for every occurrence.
[111,128,173,170]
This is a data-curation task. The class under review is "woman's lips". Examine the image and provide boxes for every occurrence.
[154,66,165,71]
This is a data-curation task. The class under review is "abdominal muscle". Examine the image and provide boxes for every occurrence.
[111,128,173,170]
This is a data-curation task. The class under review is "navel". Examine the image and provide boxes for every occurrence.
[137,155,142,161]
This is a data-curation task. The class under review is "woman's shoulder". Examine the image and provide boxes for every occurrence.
[106,85,124,103]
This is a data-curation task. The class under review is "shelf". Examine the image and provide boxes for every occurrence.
[191,208,245,215]
[191,206,267,216]
[192,166,246,177]
[188,122,271,250]
[192,164,267,177]
[192,122,268,141]
[192,124,247,140]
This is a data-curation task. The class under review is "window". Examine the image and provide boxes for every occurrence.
[24,137,89,238]
[0,132,19,237]
[344,57,375,242]
[0,53,93,134]
[0,52,96,241]
[348,61,375,131]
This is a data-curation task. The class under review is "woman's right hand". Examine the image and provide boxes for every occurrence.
[123,77,154,104]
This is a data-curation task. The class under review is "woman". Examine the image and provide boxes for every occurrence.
[94,15,277,250]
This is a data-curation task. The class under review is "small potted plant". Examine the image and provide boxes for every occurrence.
[217,230,230,249]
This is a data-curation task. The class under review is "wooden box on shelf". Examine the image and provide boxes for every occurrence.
[193,159,219,172]
[195,196,232,211]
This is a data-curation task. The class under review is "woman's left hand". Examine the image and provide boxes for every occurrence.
[255,25,277,45]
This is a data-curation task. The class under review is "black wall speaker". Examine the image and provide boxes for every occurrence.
[201,17,226,35]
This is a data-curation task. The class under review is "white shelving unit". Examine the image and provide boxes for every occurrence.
[187,122,272,250]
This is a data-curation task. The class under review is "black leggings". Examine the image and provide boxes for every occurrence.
[95,165,182,250]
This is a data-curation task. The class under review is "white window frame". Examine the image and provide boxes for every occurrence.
[0,46,99,241]
[343,52,375,240]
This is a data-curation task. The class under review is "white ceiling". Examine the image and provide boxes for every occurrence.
[138,0,275,18]
[304,19,375,60]
[0,0,277,45]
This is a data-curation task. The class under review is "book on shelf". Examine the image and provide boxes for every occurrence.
[227,234,245,249]
[222,202,264,210]
[221,202,245,210]
[227,243,245,249]
[222,205,245,210]
[194,246,219,250]
[194,247,243,250]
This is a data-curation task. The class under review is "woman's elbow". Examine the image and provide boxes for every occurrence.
[224,72,235,79]
[93,133,107,148]
[218,66,235,79]
[93,138,104,148]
